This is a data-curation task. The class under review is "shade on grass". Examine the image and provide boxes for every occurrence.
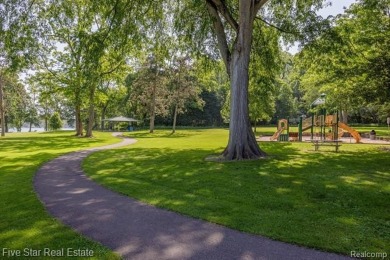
[83,129,390,255]
[0,131,120,259]
[352,126,390,137]
[255,125,390,137]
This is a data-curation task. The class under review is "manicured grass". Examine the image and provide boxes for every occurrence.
[353,126,390,137]
[256,125,390,137]
[255,126,303,136]
[254,126,278,136]
[83,129,389,255]
[0,131,121,259]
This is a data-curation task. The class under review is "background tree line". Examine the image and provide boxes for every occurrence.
[1,0,388,157]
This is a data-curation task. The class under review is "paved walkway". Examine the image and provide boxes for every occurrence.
[34,134,352,260]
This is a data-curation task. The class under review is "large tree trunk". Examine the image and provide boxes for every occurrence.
[5,116,9,133]
[172,103,178,134]
[74,83,84,136]
[0,76,5,137]
[224,1,266,160]
[206,0,267,160]
[85,104,94,137]
[75,105,83,136]
[222,48,266,160]
[86,87,96,137]
[44,115,48,131]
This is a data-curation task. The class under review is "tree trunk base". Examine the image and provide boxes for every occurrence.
[221,144,266,161]
[221,128,267,161]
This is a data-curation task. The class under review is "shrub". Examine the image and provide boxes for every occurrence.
[49,112,63,131]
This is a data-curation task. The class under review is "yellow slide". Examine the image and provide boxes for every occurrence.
[270,128,284,141]
[338,122,361,143]
[270,119,288,141]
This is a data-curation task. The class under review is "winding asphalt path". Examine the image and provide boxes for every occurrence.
[34,134,352,260]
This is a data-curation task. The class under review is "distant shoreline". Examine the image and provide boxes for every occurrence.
[6,127,75,133]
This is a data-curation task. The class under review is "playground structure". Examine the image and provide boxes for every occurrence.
[271,93,361,143]
[270,113,361,143]
[270,119,289,141]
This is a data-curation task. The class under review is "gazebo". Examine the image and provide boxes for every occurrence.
[102,116,139,131]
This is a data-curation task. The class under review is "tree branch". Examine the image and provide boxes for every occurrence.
[37,53,69,85]
[100,0,121,44]
[205,1,231,76]
[100,60,124,76]
[255,16,299,35]
[254,0,269,13]
[208,0,239,32]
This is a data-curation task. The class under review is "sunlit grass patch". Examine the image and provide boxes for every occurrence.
[84,129,390,255]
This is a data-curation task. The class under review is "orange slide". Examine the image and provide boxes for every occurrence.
[338,122,361,143]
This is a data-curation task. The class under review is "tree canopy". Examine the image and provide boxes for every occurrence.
[295,0,390,123]
[1,0,388,161]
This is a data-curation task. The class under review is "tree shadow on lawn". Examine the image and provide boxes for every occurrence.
[2,152,68,168]
[0,206,116,259]
[125,129,216,139]
[85,145,389,253]
[0,165,116,258]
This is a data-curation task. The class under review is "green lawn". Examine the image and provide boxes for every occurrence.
[0,131,120,260]
[83,129,390,255]
[254,126,278,136]
[353,126,390,137]
[256,125,390,137]
[255,126,300,136]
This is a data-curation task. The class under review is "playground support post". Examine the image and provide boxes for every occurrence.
[311,115,314,140]
[321,107,326,141]
[298,116,303,142]
[287,116,290,138]
[335,111,339,140]
[387,117,390,137]
[321,94,326,141]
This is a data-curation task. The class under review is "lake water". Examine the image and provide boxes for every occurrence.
[7,127,75,133]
